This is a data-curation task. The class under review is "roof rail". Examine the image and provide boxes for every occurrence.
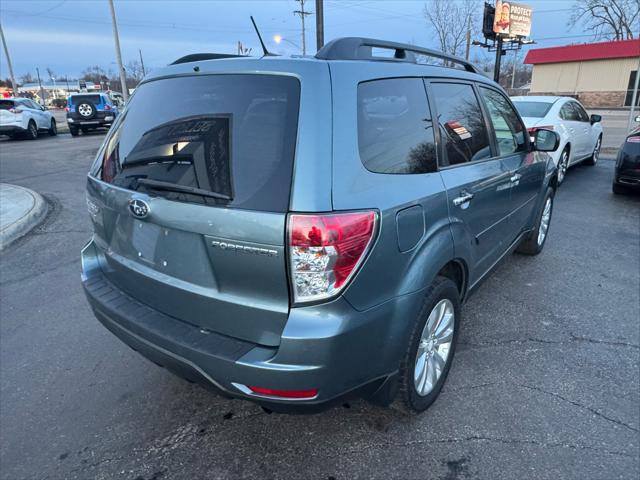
[171,53,247,65]
[315,37,478,74]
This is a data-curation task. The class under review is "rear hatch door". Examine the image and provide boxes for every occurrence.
[86,73,300,346]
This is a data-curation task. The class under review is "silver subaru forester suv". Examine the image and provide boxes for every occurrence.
[82,38,560,413]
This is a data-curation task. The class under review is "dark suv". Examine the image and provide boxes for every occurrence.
[66,93,118,136]
[81,38,560,413]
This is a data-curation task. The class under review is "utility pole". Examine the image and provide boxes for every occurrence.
[493,36,504,84]
[35,67,46,106]
[139,49,146,76]
[511,51,518,89]
[0,22,19,98]
[293,0,312,55]
[627,55,640,132]
[465,16,471,61]
[107,0,128,101]
[315,0,324,51]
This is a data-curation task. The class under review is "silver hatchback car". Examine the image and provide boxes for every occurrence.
[82,38,560,413]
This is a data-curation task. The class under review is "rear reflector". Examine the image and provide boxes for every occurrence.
[288,211,377,303]
[248,386,318,399]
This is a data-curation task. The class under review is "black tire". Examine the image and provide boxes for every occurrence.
[516,186,554,255]
[557,147,570,185]
[583,135,601,166]
[81,127,90,133]
[48,119,57,136]
[612,182,627,195]
[76,102,96,120]
[393,276,460,414]
[25,120,38,140]
[69,126,80,137]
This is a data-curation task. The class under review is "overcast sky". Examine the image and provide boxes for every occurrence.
[1,0,588,79]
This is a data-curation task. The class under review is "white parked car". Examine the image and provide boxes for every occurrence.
[0,97,57,140]
[511,96,603,184]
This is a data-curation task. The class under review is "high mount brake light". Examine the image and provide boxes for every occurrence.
[288,211,377,304]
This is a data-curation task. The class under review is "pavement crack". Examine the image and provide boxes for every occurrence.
[515,383,639,434]
[326,435,635,459]
[459,336,639,350]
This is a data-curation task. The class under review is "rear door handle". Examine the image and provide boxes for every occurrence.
[453,191,474,206]
[510,173,522,183]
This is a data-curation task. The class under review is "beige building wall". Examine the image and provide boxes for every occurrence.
[530,57,638,94]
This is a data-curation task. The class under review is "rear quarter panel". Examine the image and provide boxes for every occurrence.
[328,61,459,314]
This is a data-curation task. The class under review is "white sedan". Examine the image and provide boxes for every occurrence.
[511,96,603,185]
[0,97,57,140]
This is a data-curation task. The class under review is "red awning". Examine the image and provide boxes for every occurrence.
[524,39,640,65]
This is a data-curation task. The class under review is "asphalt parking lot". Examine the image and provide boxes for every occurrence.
[0,132,638,480]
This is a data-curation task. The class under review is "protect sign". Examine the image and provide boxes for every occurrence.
[493,1,533,37]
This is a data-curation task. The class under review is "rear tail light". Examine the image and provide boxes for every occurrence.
[288,211,377,303]
[527,125,554,135]
[65,107,70,112]
[8,107,22,114]
[104,104,112,110]
[626,136,640,143]
[248,386,318,399]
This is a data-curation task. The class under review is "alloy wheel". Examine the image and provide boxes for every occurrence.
[593,138,601,164]
[537,197,552,246]
[414,299,454,397]
[558,151,568,183]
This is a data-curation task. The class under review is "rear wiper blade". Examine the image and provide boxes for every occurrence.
[136,178,232,201]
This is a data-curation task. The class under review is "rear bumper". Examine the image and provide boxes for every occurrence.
[67,112,115,126]
[81,239,420,410]
[0,125,25,134]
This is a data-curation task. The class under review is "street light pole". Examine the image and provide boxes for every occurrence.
[0,22,19,97]
[107,0,128,101]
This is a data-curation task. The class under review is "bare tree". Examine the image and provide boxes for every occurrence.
[19,72,34,84]
[46,67,55,81]
[423,0,479,58]
[81,65,109,84]
[568,0,639,40]
[125,60,144,82]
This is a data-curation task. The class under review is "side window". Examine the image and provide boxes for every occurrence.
[560,102,579,121]
[572,102,590,122]
[479,87,527,156]
[431,82,491,166]
[357,78,437,174]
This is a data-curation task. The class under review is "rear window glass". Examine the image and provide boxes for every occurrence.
[0,100,15,110]
[512,101,553,118]
[94,74,300,213]
[357,78,437,174]
[70,95,101,105]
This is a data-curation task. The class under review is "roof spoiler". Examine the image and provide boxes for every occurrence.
[315,37,478,74]
[171,53,247,65]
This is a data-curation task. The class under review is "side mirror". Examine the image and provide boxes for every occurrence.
[590,114,601,125]
[533,129,560,152]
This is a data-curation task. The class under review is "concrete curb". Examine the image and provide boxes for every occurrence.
[0,184,48,250]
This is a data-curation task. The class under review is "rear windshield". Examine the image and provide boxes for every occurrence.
[93,74,300,212]
[512,101,553,118]
[0,100,15,110]
[70,94,101,105]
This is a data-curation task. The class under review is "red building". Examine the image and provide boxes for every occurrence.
[524,39,640,107]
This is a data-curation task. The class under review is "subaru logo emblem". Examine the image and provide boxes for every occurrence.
[129,199,150,219]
